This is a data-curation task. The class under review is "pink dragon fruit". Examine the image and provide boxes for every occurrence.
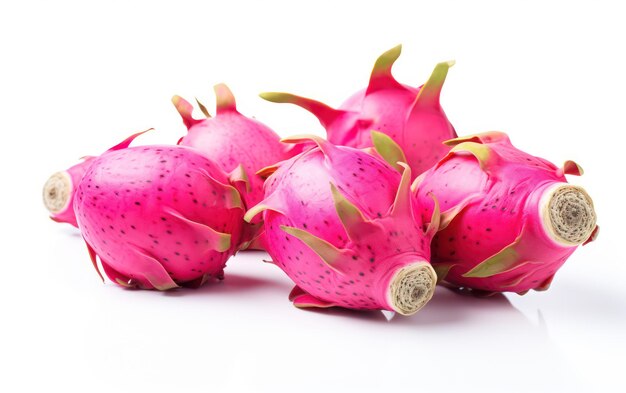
[245,134,439,315]
[412,132,599,295]
[74,145,245,289]
[260,44,457,177]
[43,130,149,227]
[173,84,296,249]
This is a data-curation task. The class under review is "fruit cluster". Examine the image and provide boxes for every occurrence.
[43,45,598,316]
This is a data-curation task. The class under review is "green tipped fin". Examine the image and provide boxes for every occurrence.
[414,60,455,105]
[244,192,285,223]
[280,225,346,273]
[443,131,509,146]
[164,208,231,252]
[425,192,441,237]
[441,141,496,173]
[128,246,179,290]
[439,194,481,231]
[463,246,522,278]
[432,263,455,284]
[366,44,404,94]
[390,162,413,218]
[230,164,251,193]
[214,83,237,114]
[330,183,374,240]
[172,95,202,129]
[256,163,280,178]
[280,134,337,162]
[260,92,342,129]
[371,131,407,172]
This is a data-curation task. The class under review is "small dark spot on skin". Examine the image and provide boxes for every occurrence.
[131,225,136,230]
[449,237,454,242]
[166,230,172,235]
[475,241,480,245]
[359,272,365,277]
[161,217,167,221]
[160,160,167,163]
[285,236,290,241]
[135,201,141,206]
[450,251,456,256]
[175,252,180,256]
[352,256,357,260]
[486,228,492,232]
[193,199,198,204]
[369,257,375,263]
[303,223,308,229]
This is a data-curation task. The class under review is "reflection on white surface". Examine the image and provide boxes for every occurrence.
[7,224,623,392]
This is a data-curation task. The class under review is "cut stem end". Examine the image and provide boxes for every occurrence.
[388,261,436,316]
[541,184,597,246]
[43,171,72,214]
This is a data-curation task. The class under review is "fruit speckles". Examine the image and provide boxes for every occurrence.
[414,131,595,293]
[247,138,435,312]
[75,145,244,290]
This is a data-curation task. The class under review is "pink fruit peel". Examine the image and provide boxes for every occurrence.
[245,133,438,315]
[74,145,245,289]
[261,44,457,177]
[413,131,598,294]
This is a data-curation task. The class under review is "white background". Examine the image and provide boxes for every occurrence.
[1,1,624,392]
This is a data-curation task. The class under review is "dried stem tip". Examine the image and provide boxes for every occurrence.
[542,184,597,245]
[388,261,436,316]
[43,171,72,214]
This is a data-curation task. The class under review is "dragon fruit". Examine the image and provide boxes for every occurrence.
[412,132,599,295]
[245,134,439,315]
[43,130,149,227]
[74,145,245,289]
[173,84,296,249]
[260,44,457,177]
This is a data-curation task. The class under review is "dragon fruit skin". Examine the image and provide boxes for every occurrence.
[245,134,438,315]
[260,45,457,177]
[43,130,148,227]
[74,145,245,290]
[412,132,598,294]
[173,84,296,249]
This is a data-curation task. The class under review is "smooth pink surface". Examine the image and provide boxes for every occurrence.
[414,134,586,293]
[250,140,434,310]
[74,145,244,289]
